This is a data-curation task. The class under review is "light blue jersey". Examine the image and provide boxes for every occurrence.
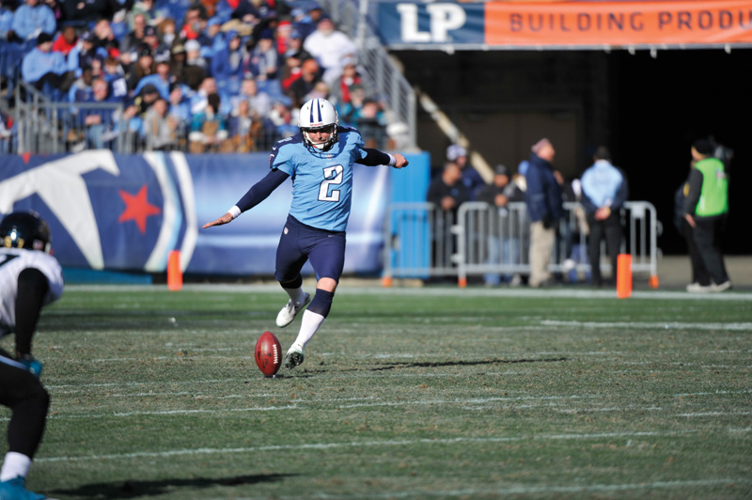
[270,127,369,232]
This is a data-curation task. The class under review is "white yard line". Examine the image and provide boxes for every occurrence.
[203,478,752,500]
[34,430,708,463]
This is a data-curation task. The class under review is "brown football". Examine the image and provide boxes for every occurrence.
[255,331,282,376]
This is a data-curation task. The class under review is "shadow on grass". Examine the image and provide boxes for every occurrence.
[50,473,295,499]
[370,356,568,371]
[286,356,567,377]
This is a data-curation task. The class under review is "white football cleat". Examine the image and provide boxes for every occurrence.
[284,346,305,369]
[275,292,310,328]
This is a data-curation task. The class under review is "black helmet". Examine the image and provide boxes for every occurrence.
[0,211,52,253]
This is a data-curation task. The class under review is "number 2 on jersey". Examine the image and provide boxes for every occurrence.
[318,165,344,202]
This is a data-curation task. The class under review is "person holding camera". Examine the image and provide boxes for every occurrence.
[524,138,564,288]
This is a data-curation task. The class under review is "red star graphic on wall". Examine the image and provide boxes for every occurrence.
[118,185,161,234]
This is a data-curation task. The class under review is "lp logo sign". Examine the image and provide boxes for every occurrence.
[397,3,467,43]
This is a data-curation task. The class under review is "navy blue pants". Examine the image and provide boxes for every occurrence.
[275,215,346,284]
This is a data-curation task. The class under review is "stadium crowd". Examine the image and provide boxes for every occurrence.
[0,0,391,153]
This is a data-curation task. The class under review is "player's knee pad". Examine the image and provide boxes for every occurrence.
[308,289,335,318]
[278,274,303,290]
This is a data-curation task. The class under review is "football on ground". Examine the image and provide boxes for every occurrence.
[255,331,282,376]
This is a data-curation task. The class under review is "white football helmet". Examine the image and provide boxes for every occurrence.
[299,98,339,151]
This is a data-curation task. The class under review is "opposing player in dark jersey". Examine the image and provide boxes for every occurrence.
[203,98,409,369]
[0,211,64,500]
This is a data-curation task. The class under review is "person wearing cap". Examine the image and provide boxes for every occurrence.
[580,146,629,288]
[133,52,171,100]
[524,137,564,288]
[477,164,526,286]
[211,29,244,94]
[248,28,278,81]
[21,32,73,96]
[682,138,731,292]
[303,14,357,88]
[446,144,485,201]
[126,43,154,92]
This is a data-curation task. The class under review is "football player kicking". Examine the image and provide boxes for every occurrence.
[0,211,64,500]
[203,98,408,370]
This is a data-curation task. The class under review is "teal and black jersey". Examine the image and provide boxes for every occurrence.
[270,127,370,232]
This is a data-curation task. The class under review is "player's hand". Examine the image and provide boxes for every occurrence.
[202,212,234,229]
[18,354,43,379]
[393,154,409,169]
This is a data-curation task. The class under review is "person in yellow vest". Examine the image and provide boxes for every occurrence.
[683,139,731,292]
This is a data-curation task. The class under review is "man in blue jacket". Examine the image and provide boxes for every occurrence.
[524,138,563,288]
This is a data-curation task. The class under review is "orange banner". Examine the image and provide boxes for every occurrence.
[485,1,752,46]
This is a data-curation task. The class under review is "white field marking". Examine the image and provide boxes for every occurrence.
[543,320,752,331]
[200,478,752,500]
[65,283,752,301]
[33,430,704,463]
[45,379,247,390]
[677,411,752,417]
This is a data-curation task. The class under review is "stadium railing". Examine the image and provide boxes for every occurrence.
[382,201,661,287]
[318,0,417,149]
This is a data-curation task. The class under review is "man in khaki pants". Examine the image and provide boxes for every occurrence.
[524,138,563,287]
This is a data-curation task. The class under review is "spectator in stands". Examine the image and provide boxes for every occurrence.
[231,76,271,118]
[139,24,160,56]
[51,23,77,56]
[183,38,208,89]
[102,55,128,102]
[248,28,277,82]
[211,29,244,95]
[156,16,176,48]
[129,0,165,30]
[143,97,177,150]
[267,96,298,140]
[447,144,485,201]
[126,44,154,92]
[226,97,260,152]
[167,81,191,140]
[133,53,171,99]
[179,3,207,41]
[21,32,74,98]
[11,0,56,45]
[0,0,15,43]
[189,91,228,153]
[288,57,320,108]
[121,11,147,53]
[0,109,13,152]
[339,83,365,127]
[295,2,323,40]
[282,28,310,62]
[356,98,387,149]
[67,64,94,103]
[67,30,107,77]
[230,0,261,26]
[74,77,118,150]
[334,56,361,106]
[92,18,121,58]
[190,75,216,114]
[303,15,356,88]
[62,0,119,25]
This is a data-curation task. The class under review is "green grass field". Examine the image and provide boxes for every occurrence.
[2,284,751,500]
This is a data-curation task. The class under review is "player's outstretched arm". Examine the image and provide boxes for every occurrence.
[202,169,291,230]
[202,212,234,229]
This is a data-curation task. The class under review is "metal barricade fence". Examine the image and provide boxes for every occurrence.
[383,201,660,287]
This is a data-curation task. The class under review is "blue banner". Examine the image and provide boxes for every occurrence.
[377,2,485,47]
[0,151,429,276]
